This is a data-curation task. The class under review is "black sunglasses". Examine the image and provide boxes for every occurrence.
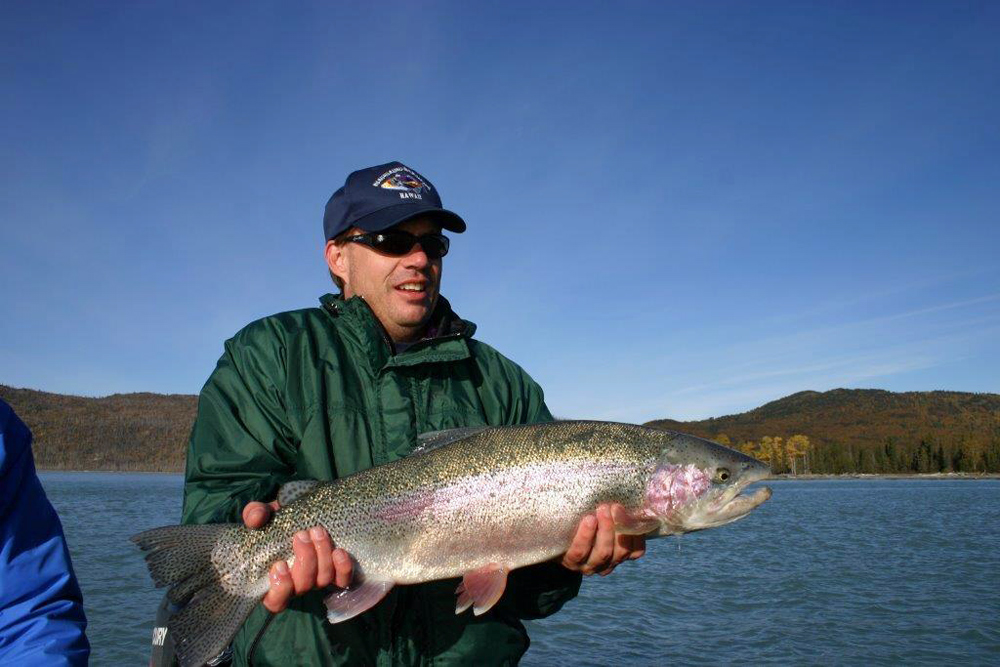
[342,230,450,259]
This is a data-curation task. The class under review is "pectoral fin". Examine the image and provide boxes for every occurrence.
[455,563,509,616]
[323,578,394,624]
[611,505,660,535]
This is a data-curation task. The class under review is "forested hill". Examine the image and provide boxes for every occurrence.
[646,389,1000,474]
[1,385,196,472]
[3,384,999,473]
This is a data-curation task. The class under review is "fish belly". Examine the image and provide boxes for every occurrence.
[336,458,644,584]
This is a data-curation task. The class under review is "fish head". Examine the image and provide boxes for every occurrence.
[646,433,771,536]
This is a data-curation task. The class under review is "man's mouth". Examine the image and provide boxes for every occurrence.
[396,282,426,293]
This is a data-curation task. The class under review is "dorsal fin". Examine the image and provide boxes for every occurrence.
[277,480,322,506]
[414,426,491,455]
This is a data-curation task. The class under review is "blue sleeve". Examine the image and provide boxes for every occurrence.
[0,400,90,666]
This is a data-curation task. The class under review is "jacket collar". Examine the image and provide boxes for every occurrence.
[319,293,476,371]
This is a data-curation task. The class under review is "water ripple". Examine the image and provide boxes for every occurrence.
[38,475,1000,665]
[525,480,1000,666]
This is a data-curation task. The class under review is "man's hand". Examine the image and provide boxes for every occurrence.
[242,501,354,613]
[559,504,646,576]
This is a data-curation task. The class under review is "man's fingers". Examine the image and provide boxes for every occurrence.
[332,548,354,589]
[560,507,649,575]
[588,505,615,574]
[291,531,318,595]
[606,506,640,567]
[627,534,647,560]
[609,531,632,569]
[310,527,335,588]
[262,561,293,613]
[263,528,355,615]
[562,514,597,567]
[242,501,272,530]
[600,530,635,577]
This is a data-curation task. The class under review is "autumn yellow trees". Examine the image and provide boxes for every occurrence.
[786,435,810,474]
[724,433,812,475]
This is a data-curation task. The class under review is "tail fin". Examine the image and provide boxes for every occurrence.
[132,524,259,667]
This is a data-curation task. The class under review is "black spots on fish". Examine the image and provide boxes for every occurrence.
[169,577,260,667]
[167,568,214,606]
[585,482,634,509]
[277,480,323,506]
[131,523,260,667]
[572,424,602,446]
[131,524,230,588]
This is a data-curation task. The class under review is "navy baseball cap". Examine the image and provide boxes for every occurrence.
[323,161,467,241]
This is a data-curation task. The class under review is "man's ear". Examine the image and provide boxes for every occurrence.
[325,239,349,287]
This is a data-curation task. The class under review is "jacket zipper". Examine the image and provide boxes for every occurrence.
[246,613,275,665]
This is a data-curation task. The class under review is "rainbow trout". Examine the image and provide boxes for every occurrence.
[133,421,771,666]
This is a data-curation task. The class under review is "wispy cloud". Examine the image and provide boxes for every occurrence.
[576,301,1000,423]
[762,269,1000,327]
[868,292,1000,323]
[680,293,1000,372]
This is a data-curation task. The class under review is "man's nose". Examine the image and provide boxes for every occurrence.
[402,242,431,267]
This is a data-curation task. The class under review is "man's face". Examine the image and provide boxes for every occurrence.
[326,217,443,343]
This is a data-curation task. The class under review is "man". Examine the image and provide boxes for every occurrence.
[0,399,90,666]
[178,162,644,665]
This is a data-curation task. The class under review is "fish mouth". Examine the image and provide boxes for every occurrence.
[709,486,772,525]
[683,483,772,532]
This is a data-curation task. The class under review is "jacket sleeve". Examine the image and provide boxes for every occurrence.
[0,401,90,666]
[502,370,584,619]
[181,327,298,525]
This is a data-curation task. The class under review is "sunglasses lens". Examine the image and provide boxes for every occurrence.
[375,233,414,255]
[370,231,448,258]
[419,235,448,259]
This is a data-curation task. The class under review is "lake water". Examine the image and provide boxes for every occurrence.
[39,474,1000,665]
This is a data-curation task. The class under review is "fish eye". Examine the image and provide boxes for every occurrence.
[714,468,731,483]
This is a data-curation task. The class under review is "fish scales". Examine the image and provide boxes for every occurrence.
[221,421,663,586]
[133,420,772,667]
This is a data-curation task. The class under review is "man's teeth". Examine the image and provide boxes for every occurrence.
[398,284,425,292]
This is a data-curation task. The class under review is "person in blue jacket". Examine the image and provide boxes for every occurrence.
[0,398,89,665]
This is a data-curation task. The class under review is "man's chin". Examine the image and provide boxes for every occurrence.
[390,304,434,329]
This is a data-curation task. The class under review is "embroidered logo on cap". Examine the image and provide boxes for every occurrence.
[372,166,430,200]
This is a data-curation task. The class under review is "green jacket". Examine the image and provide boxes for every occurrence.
[181,294,581,666]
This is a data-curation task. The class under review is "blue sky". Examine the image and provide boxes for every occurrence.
[2,1,998,422]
